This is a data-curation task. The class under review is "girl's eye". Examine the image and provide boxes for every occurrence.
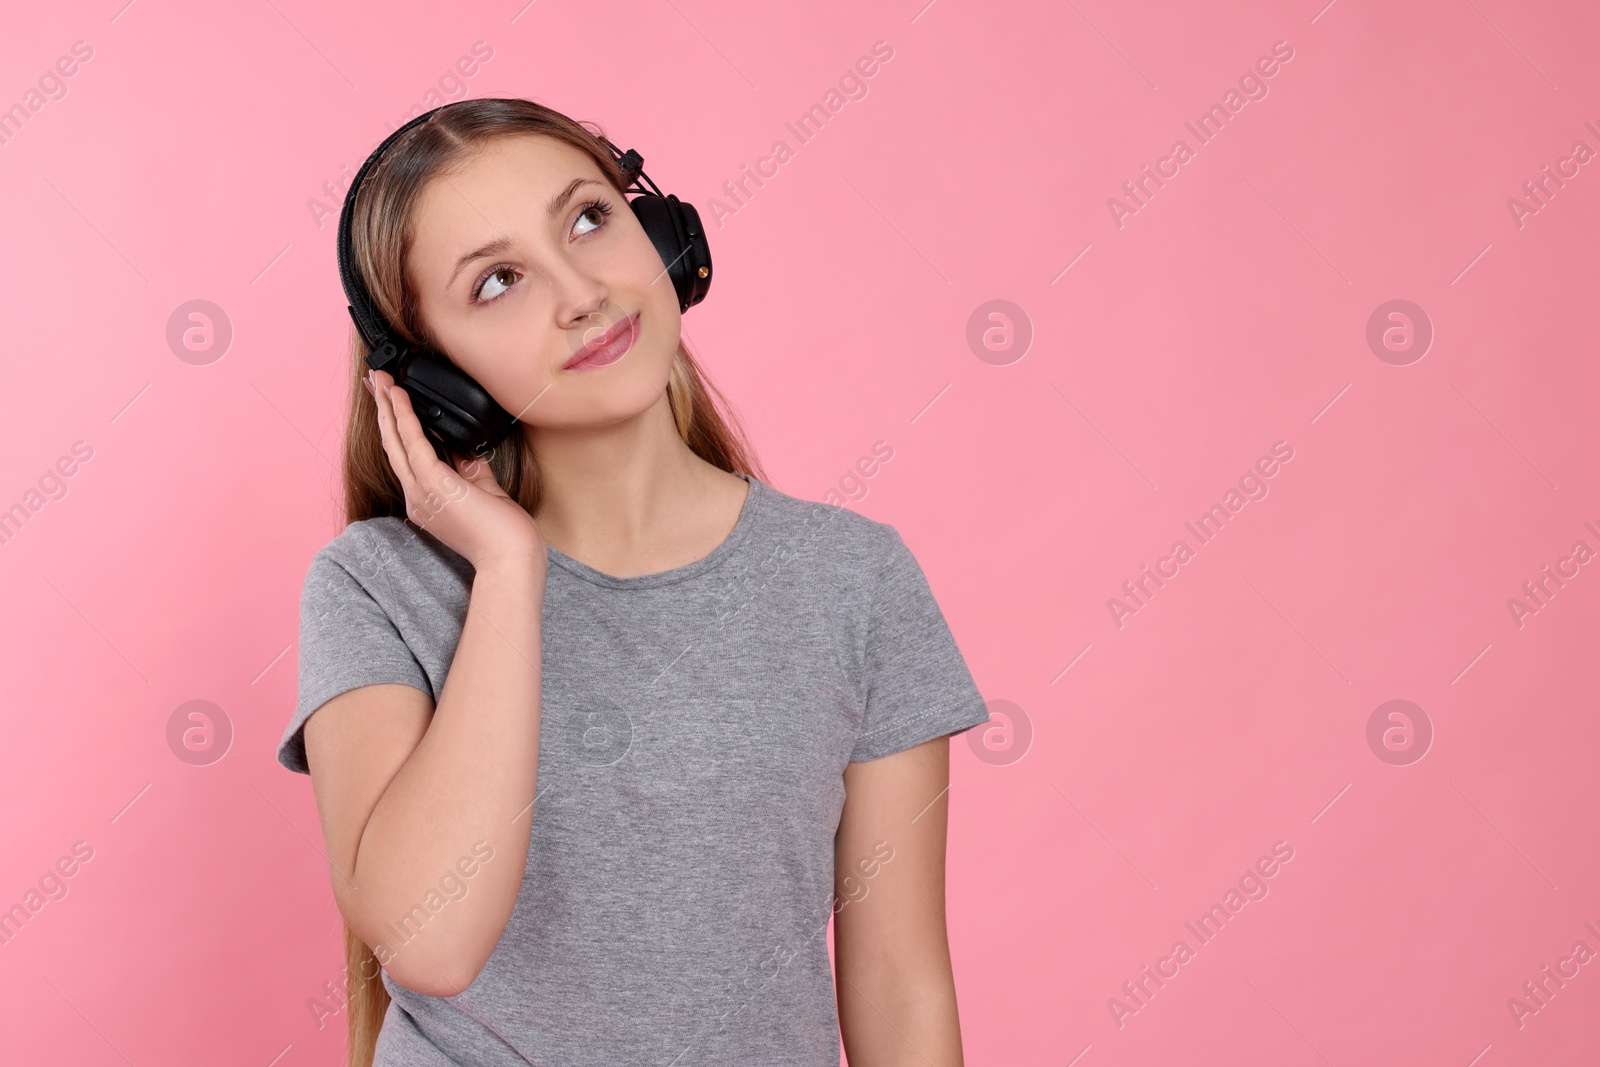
[572,197,613,240]
[472,265,520,305]
[469,198,613,305]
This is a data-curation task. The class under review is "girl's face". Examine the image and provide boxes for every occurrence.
[405,134,684,435]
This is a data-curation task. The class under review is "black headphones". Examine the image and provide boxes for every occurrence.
[335,101,713,460]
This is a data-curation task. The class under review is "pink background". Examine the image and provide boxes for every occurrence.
[1,0,1597,1063]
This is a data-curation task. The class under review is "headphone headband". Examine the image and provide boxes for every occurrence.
[337,110,429,366]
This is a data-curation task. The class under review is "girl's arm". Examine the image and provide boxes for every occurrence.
[305,552,546,998]
[305,370,549,998]
[834,736,968,1066]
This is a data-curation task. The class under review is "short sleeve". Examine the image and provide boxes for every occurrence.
[275,548,432,775]
[849,527,991,762]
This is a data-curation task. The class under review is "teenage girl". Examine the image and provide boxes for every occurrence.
[277,97,991,1067]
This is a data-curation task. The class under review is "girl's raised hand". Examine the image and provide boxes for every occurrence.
[367,368,547,574]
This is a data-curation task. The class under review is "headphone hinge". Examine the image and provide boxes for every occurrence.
[363,337,404,374]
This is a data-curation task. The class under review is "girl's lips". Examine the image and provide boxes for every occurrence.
[563,312,640,371]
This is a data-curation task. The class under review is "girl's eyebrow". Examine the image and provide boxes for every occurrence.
[544,177,605,222]
[448,235,514,290]
[445,178,608,290]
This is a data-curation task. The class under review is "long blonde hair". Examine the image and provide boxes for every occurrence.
[331,97,764,1066]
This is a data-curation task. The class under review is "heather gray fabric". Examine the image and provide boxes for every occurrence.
[277,472,990,1066]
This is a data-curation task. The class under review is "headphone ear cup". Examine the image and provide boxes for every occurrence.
[394,349,519,460]
[628,193,712,312]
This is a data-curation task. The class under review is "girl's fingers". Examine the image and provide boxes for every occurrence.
[381,374,470,523]
[384,380,444,479]
[369,369,419,497]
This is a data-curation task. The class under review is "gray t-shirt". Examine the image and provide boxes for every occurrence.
[277,472,990,1066]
